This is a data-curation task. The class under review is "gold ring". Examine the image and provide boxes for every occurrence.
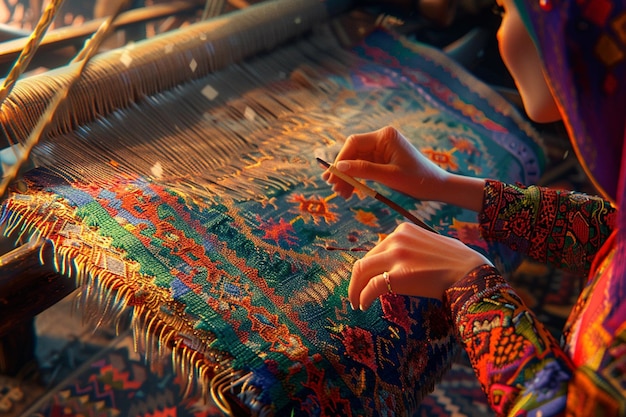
[383,271,394,294]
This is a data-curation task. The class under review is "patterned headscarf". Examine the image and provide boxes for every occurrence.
[513,0,626,205]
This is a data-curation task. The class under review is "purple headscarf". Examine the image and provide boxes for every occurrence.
[514,0,626,205]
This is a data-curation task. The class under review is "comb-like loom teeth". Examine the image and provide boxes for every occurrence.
[123,308,235,406]
[210,369,233,414]
[33,36,342,199]
[29,31,348,196]
[96,275,126,334]
[0,0,350,147]
[157,323,172,358]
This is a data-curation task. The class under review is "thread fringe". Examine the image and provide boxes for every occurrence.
[0,192,250,415]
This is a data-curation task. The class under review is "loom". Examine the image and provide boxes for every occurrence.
[0,1,545,415]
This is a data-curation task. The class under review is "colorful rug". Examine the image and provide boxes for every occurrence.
[1,27,543,416]
[24,259,585,417]
[25,332,227,417]
[24,334,490,417]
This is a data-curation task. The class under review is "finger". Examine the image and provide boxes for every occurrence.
[326,159,393,199]
[327,128,399,197]
[334,132,378,162]
[321,163,355,199]
[336,159,394,186]
[329,173,355,199]
[360,273,391,311]
[335,127,400,166]
[348,253,390,309]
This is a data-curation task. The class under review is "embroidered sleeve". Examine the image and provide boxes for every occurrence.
[444,264,573,415]
[479,180,616,274]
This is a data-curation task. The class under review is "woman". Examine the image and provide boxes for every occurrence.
[323,0,625,414]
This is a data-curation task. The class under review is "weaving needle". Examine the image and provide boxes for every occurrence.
[316,157,438,234]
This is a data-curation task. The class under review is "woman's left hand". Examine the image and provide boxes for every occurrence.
[349,222,492,310]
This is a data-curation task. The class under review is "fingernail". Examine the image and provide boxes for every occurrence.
[359,304,365,311]
[350,302,356,311]
[336,161,349,172]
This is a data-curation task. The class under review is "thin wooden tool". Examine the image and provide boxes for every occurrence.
[316,157,438,234]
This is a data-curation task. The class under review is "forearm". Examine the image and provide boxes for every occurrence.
[479,180,616,274]
[443,265,572,415]
[430,173,486,212]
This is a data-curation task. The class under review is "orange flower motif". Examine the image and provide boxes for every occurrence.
[353,209,380,228]
[422,148,459,171]
[449,136,478,155]
[289,194,338,225]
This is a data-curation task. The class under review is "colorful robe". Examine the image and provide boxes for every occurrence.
[444,180,624,416]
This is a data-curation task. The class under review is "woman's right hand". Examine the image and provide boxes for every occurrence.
[323,126,449,200]
[322,126,486,212]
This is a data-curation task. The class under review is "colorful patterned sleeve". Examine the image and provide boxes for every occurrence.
[444,264,574,415]
[479,180,616,274]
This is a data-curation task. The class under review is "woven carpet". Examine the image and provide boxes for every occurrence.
[1,26,544,416]
[21,335,490,417]
[18,255,582,417]
[12,144,585,417]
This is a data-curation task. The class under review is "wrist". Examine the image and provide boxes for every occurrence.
[439,174,486,212]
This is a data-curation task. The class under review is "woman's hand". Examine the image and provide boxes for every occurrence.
[348,222,492,310]
[324,126,448,200]
[323,126,486,212]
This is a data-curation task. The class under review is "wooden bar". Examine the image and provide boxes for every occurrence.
[0,237,75,338]
[0,0,206,72]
